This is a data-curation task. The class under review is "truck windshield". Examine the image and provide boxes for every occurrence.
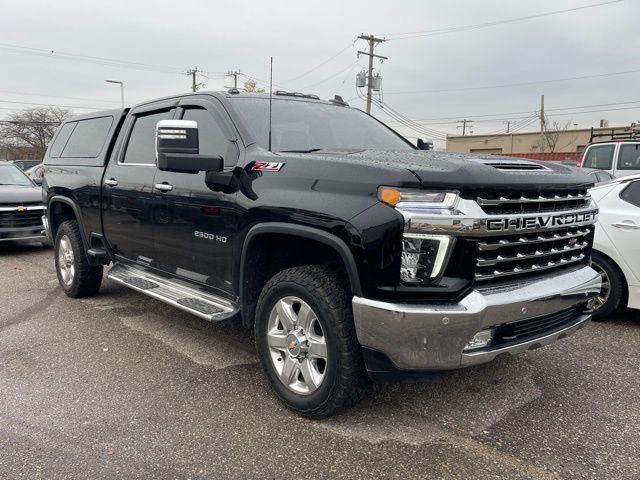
[228,97,413,152]
[0,165,33,186]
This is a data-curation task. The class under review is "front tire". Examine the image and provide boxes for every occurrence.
[54,220,103,298]
[591,252,624,321]
[255,266,368,418]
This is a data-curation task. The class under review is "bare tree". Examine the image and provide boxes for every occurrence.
[536,118,572,153]
[243,79,265,93]
[0,107,71,159]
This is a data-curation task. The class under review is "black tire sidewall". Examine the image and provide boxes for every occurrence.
[592,252,624,320]
[255,280,341,414]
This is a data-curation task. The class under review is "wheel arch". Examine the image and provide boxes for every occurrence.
[239,223,362,328]
[48,196,90,256]
[592,248,629,308]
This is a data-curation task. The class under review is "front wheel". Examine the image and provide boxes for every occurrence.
[255,266,368,418]
[591,252,625,321]
[54,220,103,298]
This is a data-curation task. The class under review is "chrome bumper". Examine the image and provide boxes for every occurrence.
[42,215,52,241]
[352,265,601,371]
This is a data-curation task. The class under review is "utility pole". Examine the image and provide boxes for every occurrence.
[539,94,545,151]
[227,70,241,89]
[457,119,473,136]
[186,67,204,92]
[505,121,511,134]
[357,35,387,114]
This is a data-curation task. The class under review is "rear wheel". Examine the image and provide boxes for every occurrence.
[591,252,624,321]
[54,220,103,298]
[255,265,368,418]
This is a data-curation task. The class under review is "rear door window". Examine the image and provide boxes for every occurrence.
[617,144,640,171]
[122,109,175,165]
[582,144,614,170]
[620,181,640,208]
[61,116,114,158]
[49,122,77,158]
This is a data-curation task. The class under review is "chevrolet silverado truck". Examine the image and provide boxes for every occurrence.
[42,90,601,418]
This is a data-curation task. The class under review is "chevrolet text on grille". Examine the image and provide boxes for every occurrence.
[486,210,598,232]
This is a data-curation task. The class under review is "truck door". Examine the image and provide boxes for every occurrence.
[613,142,640,178]
[151,99,240,298]
[101,105,176,265]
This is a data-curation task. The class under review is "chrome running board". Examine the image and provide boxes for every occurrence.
[107,262,237,322]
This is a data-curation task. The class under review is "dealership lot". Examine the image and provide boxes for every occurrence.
[1,243,638,480]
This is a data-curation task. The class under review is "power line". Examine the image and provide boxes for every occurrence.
[279,43,355,84]
[384,67,640,95]
[0,99,102,110]
[0,89,119,105]
[299,61,360,91]
[383,99,640,124]
[0,41,228,77]
[381,0,624,40]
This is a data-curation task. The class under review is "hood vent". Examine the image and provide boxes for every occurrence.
[470,158,547,171]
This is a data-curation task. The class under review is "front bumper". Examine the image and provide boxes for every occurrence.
[352,265,601,373]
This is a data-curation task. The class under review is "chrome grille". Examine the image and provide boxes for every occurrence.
[0,207,45,229]
[477,187,590,215]
[475,226,593,282]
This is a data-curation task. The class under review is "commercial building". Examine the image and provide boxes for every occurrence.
[446,126,630,160]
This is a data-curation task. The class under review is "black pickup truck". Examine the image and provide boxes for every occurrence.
[42,90,601,418]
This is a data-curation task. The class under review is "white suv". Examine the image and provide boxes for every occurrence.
[590,174,640,319]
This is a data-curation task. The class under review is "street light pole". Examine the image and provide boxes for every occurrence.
[106,80,125,108]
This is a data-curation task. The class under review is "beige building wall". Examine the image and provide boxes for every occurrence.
[446,126,630,154]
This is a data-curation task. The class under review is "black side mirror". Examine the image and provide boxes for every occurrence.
[417,138,434,150]
[156,120,223,173]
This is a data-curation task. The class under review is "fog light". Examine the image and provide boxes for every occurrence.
[463,329,494,351]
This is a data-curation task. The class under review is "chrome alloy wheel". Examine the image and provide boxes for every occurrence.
[592,261,611,310]
[267,296,328,395]
[57,235,75,286]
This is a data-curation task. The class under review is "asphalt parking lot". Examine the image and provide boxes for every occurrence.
[1,243,638,480]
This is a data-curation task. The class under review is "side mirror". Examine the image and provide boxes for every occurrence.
[156,119,223,173]
[417,138,434,150]
[32,177,43,186]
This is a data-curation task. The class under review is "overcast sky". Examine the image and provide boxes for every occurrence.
[2,0,638,148]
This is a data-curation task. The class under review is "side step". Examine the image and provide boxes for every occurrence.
[107,263,237,322]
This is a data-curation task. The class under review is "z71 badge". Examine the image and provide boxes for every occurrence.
[252,161,284,172]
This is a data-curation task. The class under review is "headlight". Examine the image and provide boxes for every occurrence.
[378,187,459,214]
[378,187,458,284]
[401,233,453,283]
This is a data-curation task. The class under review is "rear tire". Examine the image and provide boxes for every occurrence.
[54,220,103,298]
[591,252,624,321]
[255,265,368,418]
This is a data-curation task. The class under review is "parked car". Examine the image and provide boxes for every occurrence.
[579,126,640,177]
[582,168,615,185]
[10,159,42,171]
[24,163,44,185]
[590,174,640,319]
[42,91,600,418]
[0,162,47,244]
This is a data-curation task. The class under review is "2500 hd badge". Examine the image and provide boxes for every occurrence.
[486,210,598,232]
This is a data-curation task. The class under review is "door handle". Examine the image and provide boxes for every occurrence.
[104,178,118,187]
[155,183,173,192]
[612,221,640,230]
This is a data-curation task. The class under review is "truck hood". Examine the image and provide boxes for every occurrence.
[280,149,593,191]
[0,184,42,204]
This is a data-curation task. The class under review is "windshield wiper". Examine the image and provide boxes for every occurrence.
[278,148,323,153]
